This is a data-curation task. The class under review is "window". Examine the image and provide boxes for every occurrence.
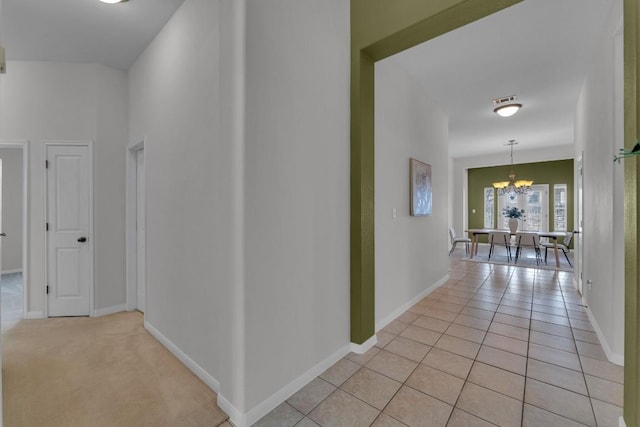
[497,185,549,232]
[484,187,494,228]
[554,184,568,231]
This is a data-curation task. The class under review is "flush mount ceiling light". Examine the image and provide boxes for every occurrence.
[99,0,128,3]
[493,95,522,117]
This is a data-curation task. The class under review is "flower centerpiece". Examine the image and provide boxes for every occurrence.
[502,206,525,233]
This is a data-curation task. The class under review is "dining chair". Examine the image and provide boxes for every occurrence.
[488,231,512,262]
[542,231,575,267]
[449,227,471,256]
[515,232,542,265]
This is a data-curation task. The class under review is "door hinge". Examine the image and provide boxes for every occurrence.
[45,160,49,169]
[46,222,49,231]
[46,285,49,294]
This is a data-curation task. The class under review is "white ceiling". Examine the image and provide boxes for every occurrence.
[1,0,186,70]
[0,0,614,159]
[389,0,615,159]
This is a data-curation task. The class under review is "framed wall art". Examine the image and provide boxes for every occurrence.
[410,158,432,216]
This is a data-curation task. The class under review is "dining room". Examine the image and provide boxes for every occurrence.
[462,157,576,271]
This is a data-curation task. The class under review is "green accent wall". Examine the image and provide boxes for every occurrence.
[467,159,574,243]
[624,0,639,425]
[349,0,523,344]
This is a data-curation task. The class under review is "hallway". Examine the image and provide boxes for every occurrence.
[256,248,623,426]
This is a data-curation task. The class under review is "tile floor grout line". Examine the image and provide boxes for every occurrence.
[520,272,536,427]
[257,251,622,426]
[369,333,442,426]
[558,271,600,427]
[443,264,518,426]
[388,262,502,426]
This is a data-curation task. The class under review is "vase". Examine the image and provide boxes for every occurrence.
[508,218,518,234]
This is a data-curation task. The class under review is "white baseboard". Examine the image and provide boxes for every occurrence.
[218,395,244,427]
[236,273,448,426]
[143,320,352,427]
[143,273,449,427]
[144,321,221,394]
[350,334,377,355]
[619,416,626,427]
[375,274,450,332]
[94,304,126,317]
[583,299,624,366]
[242,343,352,427]
[1,269,22,275]
[25,311,44,319]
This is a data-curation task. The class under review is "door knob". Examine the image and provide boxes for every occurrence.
[0,232,6,237]
[77,237,87,243]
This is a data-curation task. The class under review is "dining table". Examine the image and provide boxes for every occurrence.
[465,228,569,268]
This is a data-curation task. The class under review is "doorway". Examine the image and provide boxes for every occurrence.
[350,1,523,344]
[126,140,145,313]
[0,142,28,330]
[576,153,584,295]
[44,142,93,317]
[135,148,145,312]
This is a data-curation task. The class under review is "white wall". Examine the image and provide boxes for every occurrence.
[374,58,449,326]
[450,145,574,239]
[0,147,22,272]
[0,61,128,316]
[574,0,623,364]
[94,65,128,311]
[128,0,237,411]
[130,1,351,422]
[244,0,350,414]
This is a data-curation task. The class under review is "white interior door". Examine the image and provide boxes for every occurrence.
[136,149,145,312]
[47,145,91,317]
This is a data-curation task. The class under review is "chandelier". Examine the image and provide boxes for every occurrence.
[492,140,533,195]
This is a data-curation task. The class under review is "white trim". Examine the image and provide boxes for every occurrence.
[0,269,22,275]
[94,304,126,317]
[242,343,351,427]
[144,320,221,393]
[0,140,29,323]
[43,141,95,317]
[620,416,626,427]
[375,274,450,332]
[350,334,377,354]
[219,0,247,418]
[25,311,44,319]
[217,395,244,427]
[126,138,145,312]
[584,298,624,366]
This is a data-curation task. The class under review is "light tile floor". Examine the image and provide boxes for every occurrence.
[254,247,623,427]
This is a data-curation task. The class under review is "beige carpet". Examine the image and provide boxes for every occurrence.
[2,311,230,427]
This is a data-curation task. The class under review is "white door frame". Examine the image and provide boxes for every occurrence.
[43,141,94,317]
[126,138,145,311]
[0,140,29,320]
[576,152,584,295]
